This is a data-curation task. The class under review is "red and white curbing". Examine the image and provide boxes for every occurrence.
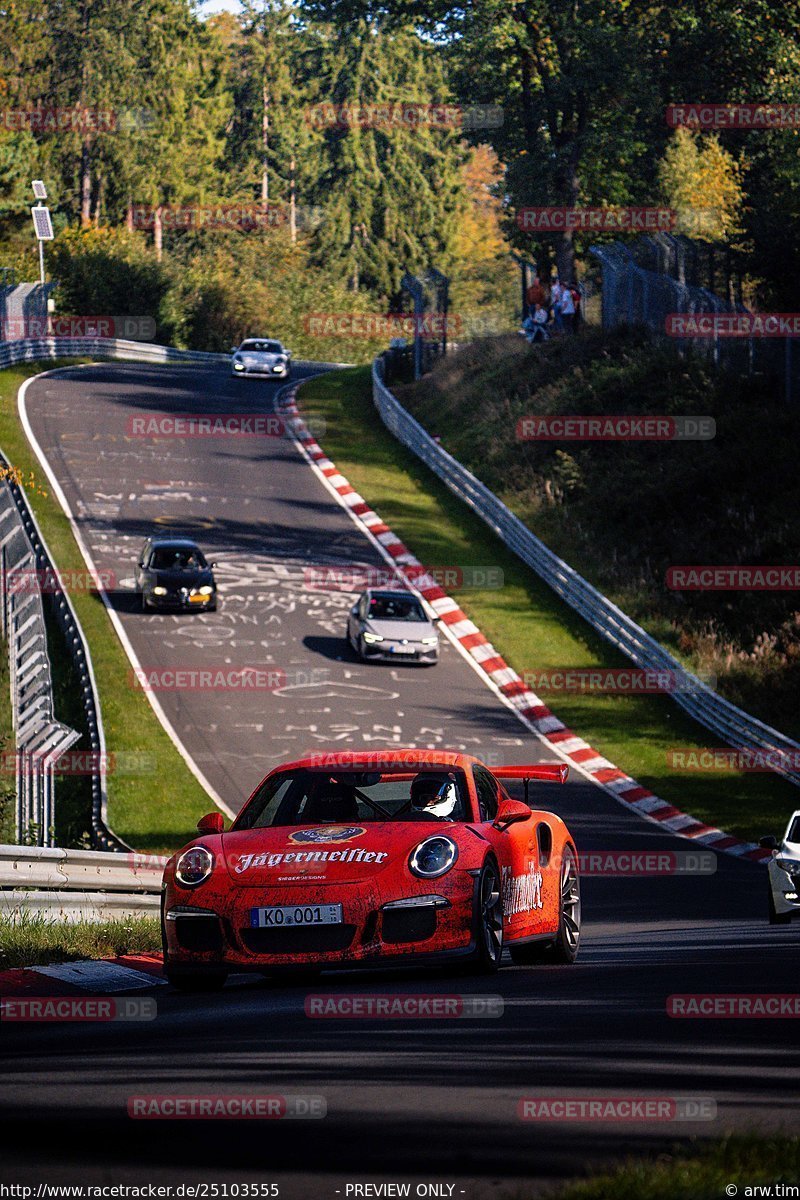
[0,954,165,999]
[278,384,769,866]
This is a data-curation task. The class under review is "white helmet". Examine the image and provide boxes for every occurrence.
[410,773,459,819]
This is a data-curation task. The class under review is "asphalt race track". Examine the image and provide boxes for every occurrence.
[2,361,799,1193]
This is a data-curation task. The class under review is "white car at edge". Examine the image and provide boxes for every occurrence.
[231,338,292,379]
[761,809,800,924]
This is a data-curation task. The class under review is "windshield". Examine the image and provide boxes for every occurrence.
[150,546,206,571]
[234,768,468,829]
[240,340,282,353]
[787,816,800,843]
[367,594,427,622]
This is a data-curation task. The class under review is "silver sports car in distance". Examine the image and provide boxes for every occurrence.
[347,589,440,665]
[231,338,292,379]
[761,809,800,923]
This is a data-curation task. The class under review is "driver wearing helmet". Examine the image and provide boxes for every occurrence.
[410,772,460,821]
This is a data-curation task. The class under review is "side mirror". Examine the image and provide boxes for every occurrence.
[210,561,218,569]
[137,561,145,569]
[350,605,359,617]
[759,835,778,851]
[493,798,531,830]
[197,812,224,835]
[230,346,238,354]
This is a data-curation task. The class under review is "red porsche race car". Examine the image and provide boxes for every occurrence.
[161,749,580,991]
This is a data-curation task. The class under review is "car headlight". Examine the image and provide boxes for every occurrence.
[152,586,167,596]
[362,631,384,644]
[175,845,214,887]
[194,585,214,596]
[776,856,800,874]
[421,637,438,645]
[409,835,458,879]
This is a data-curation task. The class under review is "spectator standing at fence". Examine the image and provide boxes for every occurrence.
[526,274,546,312]
[551,278,564,333]
[570,283,582,329]
[560,284,576,333]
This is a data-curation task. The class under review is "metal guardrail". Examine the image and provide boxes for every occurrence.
[0,335,345,372]
[0,843,163,921]
[371,356,800,789]
[0,479,80,846]
[0,450,126,851]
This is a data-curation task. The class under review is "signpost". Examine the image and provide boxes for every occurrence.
[30,181,53,287]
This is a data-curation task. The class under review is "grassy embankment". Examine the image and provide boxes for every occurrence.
[297,362,797,842]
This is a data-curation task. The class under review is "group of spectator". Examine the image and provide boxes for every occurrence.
[520,275,581,344]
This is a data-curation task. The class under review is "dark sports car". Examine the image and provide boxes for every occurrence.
[135,537,218,612]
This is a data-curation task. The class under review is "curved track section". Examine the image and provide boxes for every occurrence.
[2,360,797,1188]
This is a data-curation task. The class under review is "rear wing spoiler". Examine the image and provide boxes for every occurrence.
[493,762,569,802]
[494,764,569,784]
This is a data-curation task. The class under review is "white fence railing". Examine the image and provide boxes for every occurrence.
[372,356,800,788]
[0,843,163,922]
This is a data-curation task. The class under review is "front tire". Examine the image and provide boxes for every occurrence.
[510,844,581,965]
[470,858,504,973]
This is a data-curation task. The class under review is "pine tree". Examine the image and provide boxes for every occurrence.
[308,21,466,304]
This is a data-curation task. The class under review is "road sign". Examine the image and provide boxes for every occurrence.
[31,206,54,240]
[32,180,47,200]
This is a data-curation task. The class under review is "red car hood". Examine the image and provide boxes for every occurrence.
[220,822,455,887]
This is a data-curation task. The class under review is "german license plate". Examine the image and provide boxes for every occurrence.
[250,903,343,929]
[390,645,415,655]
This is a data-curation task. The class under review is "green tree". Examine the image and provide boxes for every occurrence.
[658,128,744,242]
[308,21,466,302]
[221,0,323,240]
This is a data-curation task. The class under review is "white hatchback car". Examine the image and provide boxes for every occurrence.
[761,810,800,924]
[231,338,292,379]
[347,589,440,665]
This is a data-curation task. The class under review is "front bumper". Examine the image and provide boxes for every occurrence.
[359,641,439,664]
[163,877,474,971]
[145,590,215,610]
[232,364,289,377]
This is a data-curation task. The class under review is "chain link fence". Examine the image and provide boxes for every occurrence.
[591,237,799,403]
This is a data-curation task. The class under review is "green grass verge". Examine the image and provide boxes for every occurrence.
[0,361,213,853]
[556,1136,798,1199]
[0,911,161,968]
[296,367,797,843]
